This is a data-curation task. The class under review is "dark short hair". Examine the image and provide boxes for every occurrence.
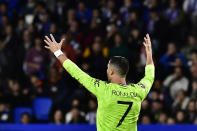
[109,56,129,77]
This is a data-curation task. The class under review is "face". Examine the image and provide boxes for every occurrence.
[174,67,182,77]
[92,42,101,53]
[115,34,122,44]
[167,117,175,124]
[168,43,176,54]
[54,110,63,121]
[175,58,182,66]
[188,35,196,46]
[141,116,151,124]
[89,100,97,110]
[21,114,30,124]
[170,0,176,9]
[176,111,184,122]
[177,90,184,100]
[188,101,196,112]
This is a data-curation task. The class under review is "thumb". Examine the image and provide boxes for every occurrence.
[59,38,65,47]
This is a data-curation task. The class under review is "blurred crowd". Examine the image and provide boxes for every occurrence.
[0,0,197,125]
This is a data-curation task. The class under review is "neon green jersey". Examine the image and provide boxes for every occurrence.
[63,59,155,131]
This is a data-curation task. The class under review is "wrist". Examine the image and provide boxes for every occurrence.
[54,49,64,58]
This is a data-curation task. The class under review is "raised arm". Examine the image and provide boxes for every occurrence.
[44,34,106,98]
[143,34,154,65]
[137,34,155,100]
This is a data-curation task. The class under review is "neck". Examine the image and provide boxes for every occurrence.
[110,76,126,85]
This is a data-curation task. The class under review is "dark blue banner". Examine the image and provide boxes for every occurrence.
[1,124,197,131]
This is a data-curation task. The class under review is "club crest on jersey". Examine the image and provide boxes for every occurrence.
[138,83,145,89]
[94,79,100,87]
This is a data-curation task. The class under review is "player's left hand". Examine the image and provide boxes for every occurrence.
[44,34,65,53]
[143,34,152,53]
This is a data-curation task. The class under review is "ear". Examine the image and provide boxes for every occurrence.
[110,68,115,76]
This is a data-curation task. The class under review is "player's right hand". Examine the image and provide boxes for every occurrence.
[44,34,65,53]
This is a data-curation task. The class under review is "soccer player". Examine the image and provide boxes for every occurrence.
[44,34,154,131]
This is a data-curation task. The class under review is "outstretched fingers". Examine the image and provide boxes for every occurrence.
[44,39,51,46]
[59,38,65,47]
[146,34,150,40]
[50,34,56,43]
[144,36,148,45]
[45,36,52,44]
[44,46,50,50]
[143,42,146,47]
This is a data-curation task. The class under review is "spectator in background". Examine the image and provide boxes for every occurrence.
[86,99,97,124]
[140,99,151,117]
[0,102,9,123]
[143,0,160,9]
[21,30,33,54]
[83,20,103,47]
[65,99,85,124]
[189,50,197,79]
[29,73,47,98]
[165,0,184,25]
[190,80,197,100]
[167,117,175,124]
[33,4,51,33]
[163,67,189,99]
[172,90,190,111]
[151,100,163,122]
[105,23,118,47]
[141,115,151,124]
[17,30,33,74]
[158,112,167,124]
[21,112,31,124]
[67,20,82,51]
[66,9,76,27]
[146,7,168,41]
[183,0,197,32]
[92,9,102,25]
[187,100,197,123]
[52,109,64,125]
[102,0,115,20]
[84,40,107,79]
[194,117,197,124]
[160,42,187,72]
[47,67,69,109]
[76,1,92,25]
[69,106,86,124]
[0,25,18,77]
[109,33,129,59]
[119,0,133,22]
[176,110,187,123]
[22,0,36,15]
[16,18,26,37]
[24,36,49,76]
[164,0,184,41]
[4,79,24,107]
[181,34,197,60]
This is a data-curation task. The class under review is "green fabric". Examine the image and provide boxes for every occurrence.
[63,59,155,131]
[109,44,130,59]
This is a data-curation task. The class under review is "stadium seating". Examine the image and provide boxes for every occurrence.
[33,97,52,121]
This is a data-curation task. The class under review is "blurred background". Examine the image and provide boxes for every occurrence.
[0,0,197,129]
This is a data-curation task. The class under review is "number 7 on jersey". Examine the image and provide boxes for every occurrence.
[117,101,133,127]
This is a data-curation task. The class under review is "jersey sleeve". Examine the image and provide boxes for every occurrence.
[137,64,155,100]
[62,59,106,98]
